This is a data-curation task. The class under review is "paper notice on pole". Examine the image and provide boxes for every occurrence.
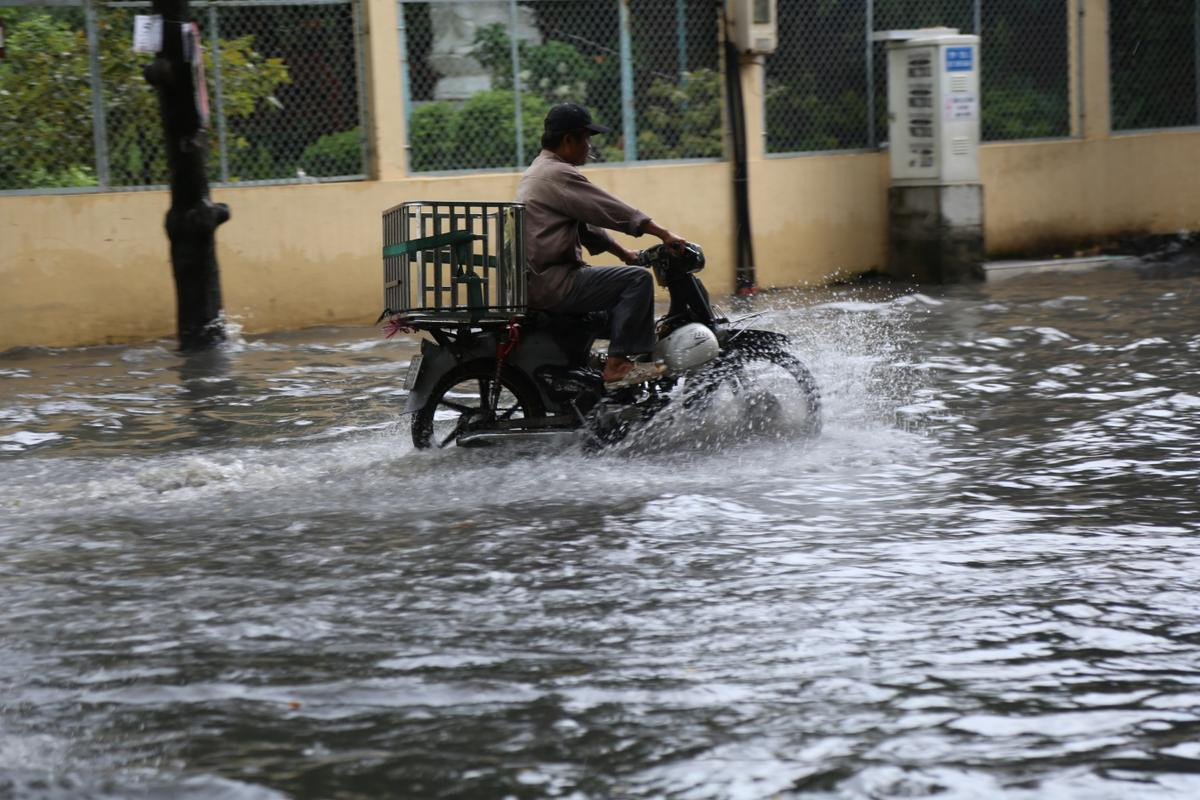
[947,94,978,120]
[132,14,163,53]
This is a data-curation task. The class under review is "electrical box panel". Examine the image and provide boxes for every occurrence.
[730,0,777,54]
[886,33,980,185]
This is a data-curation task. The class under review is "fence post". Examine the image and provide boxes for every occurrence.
[675,0,688,82]
[866,0,875,148]
[973,0,981,34]
[618,0,637,161]
[363,0,408,179]
[1068,0,1082,136]
[352,0,371,177]
[207,5,230,182]
[83,0,110,188]
[1080,0,1110,138]
[396,0,413,168]
[509,0,524,167]
[1194,0,1199,125]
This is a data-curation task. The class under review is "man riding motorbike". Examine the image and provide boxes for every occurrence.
[516,103,688,390]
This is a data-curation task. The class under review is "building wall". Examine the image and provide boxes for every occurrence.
[3,0,1199,351]
[0,163,736,349]
[980,132,1200,255]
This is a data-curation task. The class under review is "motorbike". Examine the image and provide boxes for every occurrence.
[396,242,821,450]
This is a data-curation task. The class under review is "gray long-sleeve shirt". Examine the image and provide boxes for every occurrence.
[516,150,651,308]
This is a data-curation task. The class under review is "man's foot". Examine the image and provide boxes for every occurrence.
[602,357,666,390]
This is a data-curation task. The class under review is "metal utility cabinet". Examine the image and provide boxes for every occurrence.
[881,29,985,283]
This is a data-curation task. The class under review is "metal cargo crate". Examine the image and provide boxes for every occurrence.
[382,201,526,322]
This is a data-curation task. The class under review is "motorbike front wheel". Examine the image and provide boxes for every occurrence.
[411,360,546,449]
[685,346,822,439]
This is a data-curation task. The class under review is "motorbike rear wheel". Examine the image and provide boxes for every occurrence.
[411,360,546,449]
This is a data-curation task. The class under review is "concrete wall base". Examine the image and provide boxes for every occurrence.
[888,183,985,283]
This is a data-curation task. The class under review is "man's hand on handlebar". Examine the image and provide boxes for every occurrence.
[661,234,687,254]
[644,221,688,254]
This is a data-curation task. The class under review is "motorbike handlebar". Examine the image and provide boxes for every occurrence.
[636,242,706,270]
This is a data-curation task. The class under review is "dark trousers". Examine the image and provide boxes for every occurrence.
[555,266,655,356]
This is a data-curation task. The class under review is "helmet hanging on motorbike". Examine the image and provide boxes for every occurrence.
[654,323,720,373]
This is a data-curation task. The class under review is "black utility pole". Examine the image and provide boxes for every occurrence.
[144,0,229,351]
[722,37,756,295]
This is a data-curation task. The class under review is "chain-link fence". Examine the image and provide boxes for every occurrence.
[763,1,868,153]
[0,0,367,193]
[398,0,720,173]
[765,0,1071,155]
[978,0,1069,140]
[1110,0,1199,131]
[6,0,1195,192]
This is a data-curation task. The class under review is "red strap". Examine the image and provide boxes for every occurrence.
[383,314,417,339]
[495,317,522,363]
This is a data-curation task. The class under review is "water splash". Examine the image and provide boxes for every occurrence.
[2,270,1199,798]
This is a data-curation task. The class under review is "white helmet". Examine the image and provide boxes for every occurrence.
[654,323,720,373]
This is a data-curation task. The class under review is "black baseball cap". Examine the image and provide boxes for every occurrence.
[544,103,611,135]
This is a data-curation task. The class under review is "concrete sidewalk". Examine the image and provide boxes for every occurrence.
[984,254,1143,281]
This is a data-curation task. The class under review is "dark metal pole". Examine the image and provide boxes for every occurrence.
[1194,0,1200,126]
[144,0,229,351]
[723,38,756,294]
[866,0,875,148]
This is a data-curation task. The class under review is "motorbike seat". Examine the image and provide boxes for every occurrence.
[526,309,611,337]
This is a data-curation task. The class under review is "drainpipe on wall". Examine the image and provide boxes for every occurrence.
[723,34,757,294]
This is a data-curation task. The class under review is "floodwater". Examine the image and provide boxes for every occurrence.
[1,261,1199,799]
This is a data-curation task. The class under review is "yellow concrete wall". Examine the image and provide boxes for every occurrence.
[747,125,1200,282]
[5,0,1200,350]
[0,162,736,349]
[737,55,892,289]
[751,152,890,288]
[978,0,1200,253]
[980,131,1200,255]
[7,127,1200,351]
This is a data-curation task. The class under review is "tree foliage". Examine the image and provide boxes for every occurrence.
[298,127,363,177]
[408,101,459,172]
[764,0,1073,152]
[635,68,723,160]
[410,91,548,172]
[0,8,290,189]
[407,24,722,171]
[1109,0,1196,130]
[473,24,595,104]
[0,11,96,188]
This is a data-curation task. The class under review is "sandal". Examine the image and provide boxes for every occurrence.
[603,360,666,391]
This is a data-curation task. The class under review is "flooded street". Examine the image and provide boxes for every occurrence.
[2,263,1199,799]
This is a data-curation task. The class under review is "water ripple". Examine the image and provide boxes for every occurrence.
[2,269,1199,797]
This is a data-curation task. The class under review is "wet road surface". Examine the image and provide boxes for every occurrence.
[1,263,1199,798]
